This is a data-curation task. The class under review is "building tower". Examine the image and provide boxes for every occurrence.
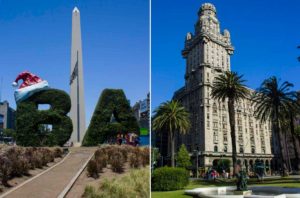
[70,7,86,146]
[173,3,273,171]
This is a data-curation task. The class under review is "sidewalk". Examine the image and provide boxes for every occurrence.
[3,147,95,198]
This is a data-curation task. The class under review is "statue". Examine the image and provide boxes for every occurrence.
[12,71,49,103]
[236,170,248,191]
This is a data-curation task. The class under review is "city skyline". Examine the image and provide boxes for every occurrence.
[0,0,149,125]
[152,0,300,109]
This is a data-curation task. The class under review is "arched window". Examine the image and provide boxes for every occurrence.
[224,146,227,153]
[239,147,244,153]
[214,145,218,152]
[251,147,255,154]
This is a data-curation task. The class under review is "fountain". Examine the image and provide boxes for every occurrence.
[185,170,300,198]
[185,186,300,198]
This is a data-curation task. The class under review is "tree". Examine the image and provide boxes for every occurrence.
[283,98,300,171]
[214,159,231,174]
[211,71,249,175]
[252,76,297,176]
[83,89,139,146]
[153,100,190,167]
[176,144,191,169]
[151,147,161,168]
[3,128,16,140]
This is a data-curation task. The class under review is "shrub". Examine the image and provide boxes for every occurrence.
[152,167,189,191]
[31,150,44,168]
[87,159,99,179]
[16,155,30,176]
[82,185,99,198]
[105,146,115,161]
[83,167,149,198]
[0,146,64,185]
[109,151,124,173]
[141,147,150,167]
[24,147,35,169]
[53,147,63,158]
[95,154,108,170]
[176,144,191,169]
[0,155,12,186]
[5,147,29,177]
[128,150,141,168]
[94,149,104,159]
[39,148,54,166]
[118,146,129,161]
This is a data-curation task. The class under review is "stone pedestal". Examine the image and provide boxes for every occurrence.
[233,190,252,195]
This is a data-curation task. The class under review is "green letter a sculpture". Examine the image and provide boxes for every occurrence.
[82,89,139,146]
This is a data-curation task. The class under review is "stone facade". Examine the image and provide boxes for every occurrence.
[173,3,274,173]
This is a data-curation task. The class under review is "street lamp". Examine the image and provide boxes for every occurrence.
[193,149,199,178]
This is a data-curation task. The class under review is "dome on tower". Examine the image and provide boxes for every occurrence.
[198,3,216,16]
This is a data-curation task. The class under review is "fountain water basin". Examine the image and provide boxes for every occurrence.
[185,186,300,198]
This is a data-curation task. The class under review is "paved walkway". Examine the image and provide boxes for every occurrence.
[3,147,95,198]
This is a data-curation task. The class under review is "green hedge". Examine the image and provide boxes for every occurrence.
[82,89,139,146]
[16,89,72,146]
[152,167,189,191]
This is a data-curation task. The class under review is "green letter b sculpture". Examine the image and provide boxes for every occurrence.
[16,89,73,146]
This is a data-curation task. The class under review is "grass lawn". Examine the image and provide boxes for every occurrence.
[151,177,300,198]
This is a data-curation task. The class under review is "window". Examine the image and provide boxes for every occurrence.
[214,145,218,152]
[222,116,226,122]
[213,122,218,128]
[224,146,227,152]
[239,147,244,153]
[251,147,255,154]
[213,106,217,114]
[213,130,218,142]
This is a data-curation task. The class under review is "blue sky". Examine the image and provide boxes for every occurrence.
[152,0,300,109]
[0,0,149,125]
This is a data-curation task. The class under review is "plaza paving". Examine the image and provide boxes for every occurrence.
[2,147,96,198]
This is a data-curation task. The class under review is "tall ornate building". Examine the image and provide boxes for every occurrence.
[173,3,275,173]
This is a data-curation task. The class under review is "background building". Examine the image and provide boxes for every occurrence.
[0,100,16,143]
[132,93,150,145]
[169,3,275,174]
[0,100,16,131]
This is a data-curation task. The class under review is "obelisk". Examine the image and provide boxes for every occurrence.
[69,7,86,146]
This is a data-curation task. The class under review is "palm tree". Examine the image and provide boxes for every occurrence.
[285,99,300,171]
[252,76,297,176]
[211,71,249,175]
[152,100,190,167]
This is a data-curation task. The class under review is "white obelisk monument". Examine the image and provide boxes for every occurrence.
[70,7,86,146]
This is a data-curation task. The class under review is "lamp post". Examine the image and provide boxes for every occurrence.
[193,149,199,178]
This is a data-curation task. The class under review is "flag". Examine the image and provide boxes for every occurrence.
[70,51,79,85]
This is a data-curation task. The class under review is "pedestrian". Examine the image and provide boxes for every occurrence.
[117,133,122,145]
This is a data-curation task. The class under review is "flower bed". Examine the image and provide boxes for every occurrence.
[0,145,64,187]
[87,145,149,178]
